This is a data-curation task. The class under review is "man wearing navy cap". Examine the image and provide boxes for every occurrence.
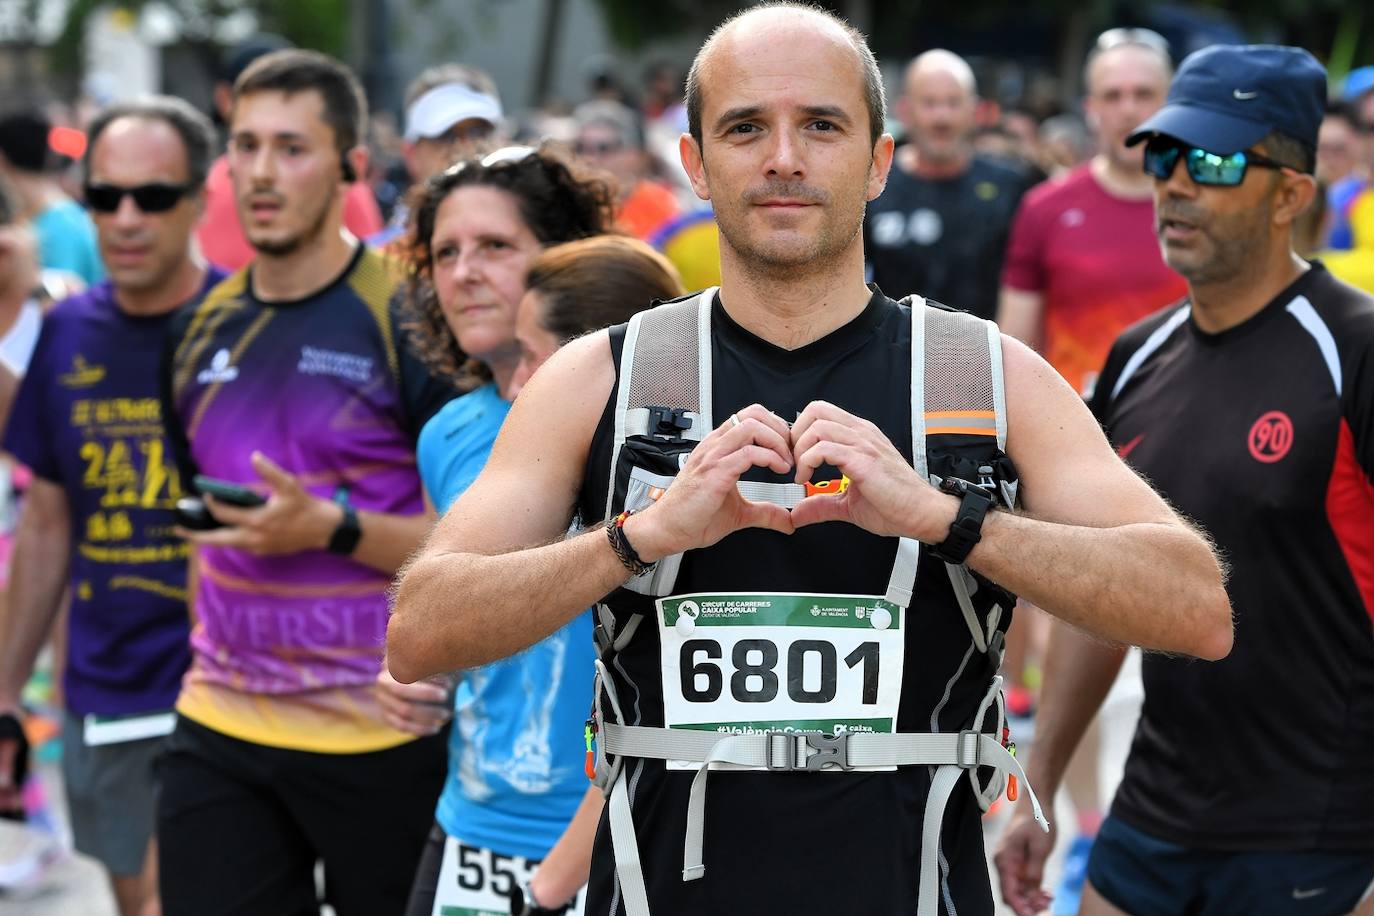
[996,45,1374,916]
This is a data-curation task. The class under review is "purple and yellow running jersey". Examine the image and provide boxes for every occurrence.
[165,246,455,753]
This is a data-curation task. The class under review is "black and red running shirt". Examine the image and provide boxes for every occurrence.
[1088,262,1374,851]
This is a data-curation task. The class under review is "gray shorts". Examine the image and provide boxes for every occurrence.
[61,711,165,876]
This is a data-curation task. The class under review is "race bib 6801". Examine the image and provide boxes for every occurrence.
[657,592,905,771]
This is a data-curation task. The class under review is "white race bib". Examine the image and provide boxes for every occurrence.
[83,710,176,746]
[431,836,586,916]
[657,592,905,771]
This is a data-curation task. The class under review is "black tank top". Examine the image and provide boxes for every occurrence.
[577,290,1004,916]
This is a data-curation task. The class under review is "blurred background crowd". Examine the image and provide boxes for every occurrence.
[0,0,1370,299]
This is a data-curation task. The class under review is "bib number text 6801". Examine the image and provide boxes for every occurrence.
[679,638,879,705]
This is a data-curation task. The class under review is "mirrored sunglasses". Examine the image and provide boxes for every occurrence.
[1142,138,1288,187]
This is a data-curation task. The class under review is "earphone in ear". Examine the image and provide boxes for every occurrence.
[340,153,357,183]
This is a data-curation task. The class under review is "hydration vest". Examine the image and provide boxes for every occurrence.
[588,288,1047,916]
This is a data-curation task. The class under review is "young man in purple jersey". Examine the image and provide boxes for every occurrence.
[0,95,224,916]
[160,49,456,916]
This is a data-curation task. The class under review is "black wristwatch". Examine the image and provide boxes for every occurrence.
[509,880,571,915]
[929,477,994,565]
[327,502,362,555]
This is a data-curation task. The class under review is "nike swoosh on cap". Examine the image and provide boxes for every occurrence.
[1233,89,1259,100]
[1291,887,1327,900]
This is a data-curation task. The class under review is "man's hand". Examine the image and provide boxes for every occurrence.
[624,404,795,561]
[376,666,454,736]
[788,400,957,541]
[993,801,1057,916]
[177,451,342,555]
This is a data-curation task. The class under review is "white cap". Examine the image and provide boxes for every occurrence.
[404,83,503,142]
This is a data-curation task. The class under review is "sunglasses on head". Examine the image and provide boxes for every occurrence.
[85,183,193,214]
[1095,27,1170,56]
[1142,137,1289,187]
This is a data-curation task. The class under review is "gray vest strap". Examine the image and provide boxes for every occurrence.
[595,295,1030,916]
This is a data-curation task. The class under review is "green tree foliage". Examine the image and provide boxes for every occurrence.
[50,0,351,78]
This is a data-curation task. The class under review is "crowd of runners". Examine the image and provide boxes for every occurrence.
[0,3,1371,916]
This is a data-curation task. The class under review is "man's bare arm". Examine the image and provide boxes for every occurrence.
[387,333,623,682]
[388,331,795,683]
[993,624,1127,915]
[788,335,1231,660]
[975,337,1231,659]
[996,287,1045,351]
[0,478,72,709]
[0,477,71,807]
[529,786,604,907]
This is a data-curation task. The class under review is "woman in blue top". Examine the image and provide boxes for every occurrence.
[393,149,683,916]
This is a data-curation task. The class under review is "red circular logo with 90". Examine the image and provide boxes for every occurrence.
[1248,411,1293,463]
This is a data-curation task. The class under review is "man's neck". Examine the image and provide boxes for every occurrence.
[1189,249,1308,334]
[252,227,357,302]
[115,258,207,318]
[717,244,873,350]
[897,144,971,181]
[1090,153,1153,201]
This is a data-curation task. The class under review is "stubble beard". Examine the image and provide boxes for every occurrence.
[249,185,338,258]
[718,198,865,282]
[1169,198,1274,288]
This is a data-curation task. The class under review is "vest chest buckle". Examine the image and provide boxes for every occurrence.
[764,729,853,772]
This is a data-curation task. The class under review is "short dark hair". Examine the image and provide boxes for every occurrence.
[685,2,886,148]
[0,108,53,173]
[402,146,616,387]
[234,49,367,156]
[84,95,216,189]
[526,236,685,344]
[1261,130,1315,174]
[404,64,499,110]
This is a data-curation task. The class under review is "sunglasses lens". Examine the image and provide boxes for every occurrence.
[131,186,185,212]
[1143,141,1180,179]
[85,186,123,213]
[85,184,186,213]
[1185,149,1246,186]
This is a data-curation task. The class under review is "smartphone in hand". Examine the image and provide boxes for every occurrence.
[174,497,221,531]
[193,475,266,508]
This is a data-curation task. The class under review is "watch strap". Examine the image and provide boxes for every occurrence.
[930,478,993,565]
[327,503,361,555]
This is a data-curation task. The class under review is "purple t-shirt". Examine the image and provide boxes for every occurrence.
[3,271,225,715]
[163,247,455,753]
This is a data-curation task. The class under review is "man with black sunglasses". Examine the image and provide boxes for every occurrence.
[997,44,1374,916]
[0,95,225,916]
